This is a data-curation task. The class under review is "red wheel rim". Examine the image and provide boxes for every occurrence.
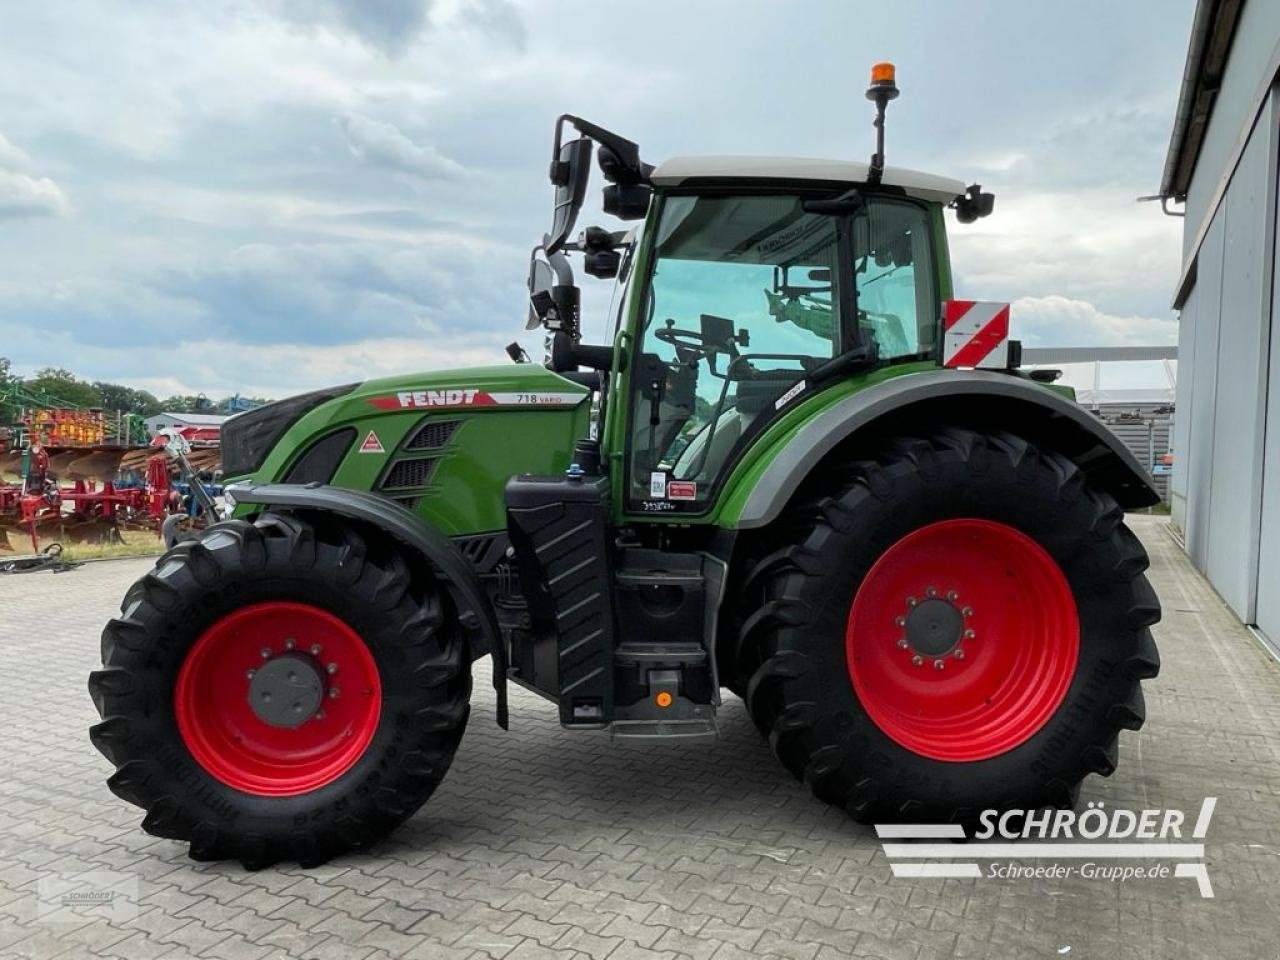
[846,519,1079,762]
[175,602,382,796]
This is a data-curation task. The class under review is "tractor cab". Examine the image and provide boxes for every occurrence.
[526,76,994,516]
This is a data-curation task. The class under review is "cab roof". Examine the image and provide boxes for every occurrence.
[650,155,967,203]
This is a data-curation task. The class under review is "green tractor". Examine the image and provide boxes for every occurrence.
[89,65,1160,868]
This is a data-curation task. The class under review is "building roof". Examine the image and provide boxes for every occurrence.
[145,412,227,426]
[1160,0,1246,200]
[650,156,967,203]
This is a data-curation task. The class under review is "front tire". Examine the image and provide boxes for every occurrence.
[740,428,1160,823]
[88,513,470,867]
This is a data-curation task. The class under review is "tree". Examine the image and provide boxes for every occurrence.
[25,367,100,408]
[93,381,162,417]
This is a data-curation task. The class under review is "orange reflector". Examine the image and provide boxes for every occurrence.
[656,692,673,708]
[870,62,896,85]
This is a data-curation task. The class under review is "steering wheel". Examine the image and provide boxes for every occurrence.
[654,319,709,357]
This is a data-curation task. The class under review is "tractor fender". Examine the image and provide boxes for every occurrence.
[225,482,508,728]
[736,369,1160,530]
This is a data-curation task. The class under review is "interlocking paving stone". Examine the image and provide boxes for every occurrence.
[1,516,1278,959]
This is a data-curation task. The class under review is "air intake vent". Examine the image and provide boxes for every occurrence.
[406,419,460,450]
[381,457,438,490]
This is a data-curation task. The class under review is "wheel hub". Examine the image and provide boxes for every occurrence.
[248,652,327,728]
[904,597,964,657]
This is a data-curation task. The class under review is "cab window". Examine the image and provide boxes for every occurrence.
[628,194,842,507]
[854,199,937,360]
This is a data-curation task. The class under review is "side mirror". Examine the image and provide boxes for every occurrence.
[547,137,592,254]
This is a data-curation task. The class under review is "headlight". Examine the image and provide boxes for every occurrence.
[220,383,356,478]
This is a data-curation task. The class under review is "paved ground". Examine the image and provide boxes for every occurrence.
[1,515,1278,960]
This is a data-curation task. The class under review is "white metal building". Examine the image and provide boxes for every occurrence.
[142,412,228,435]
[1163,0,1280,648]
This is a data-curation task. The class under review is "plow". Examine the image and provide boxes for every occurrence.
[0,424,224,554]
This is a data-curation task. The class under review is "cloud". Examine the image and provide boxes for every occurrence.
[0,132,69,219]
[264,0,524,59]
[272,0,434,58]
[1010,294,1176,348]
[338,113,466,181]
[0,315,509,398]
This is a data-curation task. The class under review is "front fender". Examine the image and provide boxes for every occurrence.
[733,369,1160,529]
[226,482,508,728]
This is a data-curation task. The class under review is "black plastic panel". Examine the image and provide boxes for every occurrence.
[283,428,356,484]
[506,475,614,725]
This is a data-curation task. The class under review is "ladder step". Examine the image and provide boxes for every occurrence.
[612,718,718,741]
[615,570,704,588]
[615,642,707,664]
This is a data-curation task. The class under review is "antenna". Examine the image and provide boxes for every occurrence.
[865,62,899,186]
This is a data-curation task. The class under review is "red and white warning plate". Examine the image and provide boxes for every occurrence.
[942,301,1011,370]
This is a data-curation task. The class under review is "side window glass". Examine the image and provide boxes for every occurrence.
[855,201,937,360]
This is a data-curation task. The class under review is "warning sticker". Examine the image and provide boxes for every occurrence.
[358,431,384,453]
[667,480,697,500]
[650,472,667,498]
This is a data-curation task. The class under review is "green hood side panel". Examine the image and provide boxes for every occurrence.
[248,365,592,536]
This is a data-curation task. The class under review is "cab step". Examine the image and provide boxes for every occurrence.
[612,718,718,741]
[614,642,707,664]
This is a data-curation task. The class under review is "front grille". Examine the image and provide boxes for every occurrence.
[406,419,460,450]
[381,457,438,490]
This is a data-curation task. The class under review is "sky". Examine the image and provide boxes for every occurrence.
[0,0,1196,399]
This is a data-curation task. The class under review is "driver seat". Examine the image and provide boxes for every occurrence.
[671,381,782,482]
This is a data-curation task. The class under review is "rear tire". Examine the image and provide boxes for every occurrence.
[88,513,469,867]
[739,428,1160,823]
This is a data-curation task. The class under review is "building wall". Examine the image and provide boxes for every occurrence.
[1258,126,1280,645]
[1184,8,1280,247]
[1175,76,1279,628]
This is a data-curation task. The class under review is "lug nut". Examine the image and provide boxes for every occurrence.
[933,659,945,670]
[897,637,909,649]
[894,615,907,627]
[964,629,976,639]
[962,606,973,617]
[926,586,938,598]
[310,644,322,656]
[245,669,255,680]
[285,638,295,650]
[906,596,918,608]
[329,687,339,699]
[259,648,271,659]
[911,655,923,667]
[954,648,965,660]
[947,590,959,601]
[326,662,338,675]
[315,710,325,720]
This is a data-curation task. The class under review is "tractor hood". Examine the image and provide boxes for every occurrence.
[226,364,593,536]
